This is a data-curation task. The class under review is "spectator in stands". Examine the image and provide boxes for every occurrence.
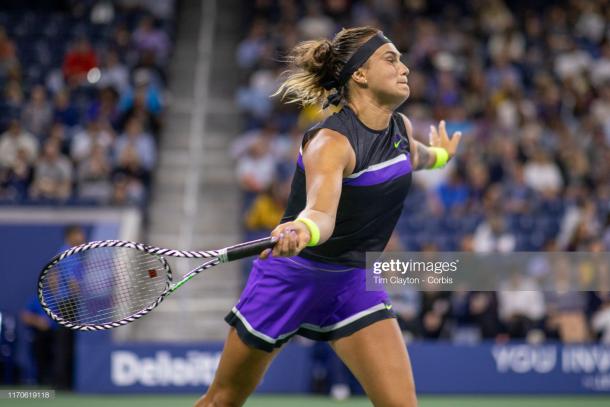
[467,292,501,340]
[110,22,137,66]
[244,179,290,233]
[545,258,590,342]
[234,133,277,206]
[473,212,515,253]
[114,116,156,173]
[133,49,167,87]
[77,144,112,203]
[21,85,53,139]
[236,66,280,125]
[523,150,564,198]
[110,173,145,206]
[53,89,80,128]
[88,86,121,129]
[0,119,38,168]
[497,272,546,340]
[420,291,452,339]
[62,37,98,87]
[465,161,490,207]
[132,15,170,63]
[591,288,610,344]
[236,19,268,70]
[231,120,289,162]
[3,80,24,121]
[98,49,129,91]
[0,25,19,78]
[0,147,33,201]
[503,164,536,215]
[118,69,163,134]
[298,1,335,40]
[436,168,469,213]
[46,122,70,156]
[70,117,115,163]
[29,140,73,201]
[562,200,601,251]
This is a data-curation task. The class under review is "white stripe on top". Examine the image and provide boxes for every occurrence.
[346,154,407,179]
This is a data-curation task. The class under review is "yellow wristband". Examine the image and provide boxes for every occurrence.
[430,147,449,169]
[295,217,320,247]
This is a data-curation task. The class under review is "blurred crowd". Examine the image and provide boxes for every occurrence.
[234,0,610,344]
[0,0,174,206]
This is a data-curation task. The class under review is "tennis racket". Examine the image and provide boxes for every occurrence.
[37,236,276,331]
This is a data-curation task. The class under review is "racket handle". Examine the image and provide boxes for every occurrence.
[224,236,277,262]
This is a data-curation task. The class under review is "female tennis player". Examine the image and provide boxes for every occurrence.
[196,26,462,407]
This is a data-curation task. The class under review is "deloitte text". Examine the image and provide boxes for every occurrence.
[111,351,221,386]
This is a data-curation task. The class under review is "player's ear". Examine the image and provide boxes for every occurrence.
[351,67,367,86]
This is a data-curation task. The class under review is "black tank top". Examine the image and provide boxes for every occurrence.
[282,106,413,268]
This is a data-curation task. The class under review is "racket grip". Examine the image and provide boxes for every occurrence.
[224,236,277,262]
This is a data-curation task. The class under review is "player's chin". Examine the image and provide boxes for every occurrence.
[391,88,409,105]
[397,83,410,97]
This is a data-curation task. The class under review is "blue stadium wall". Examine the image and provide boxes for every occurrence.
[78,339,610,394]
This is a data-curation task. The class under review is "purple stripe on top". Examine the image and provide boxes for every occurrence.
[343,154,412,187]
[296,153,412,186]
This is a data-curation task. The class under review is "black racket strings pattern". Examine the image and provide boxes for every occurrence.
[38,237,275,331]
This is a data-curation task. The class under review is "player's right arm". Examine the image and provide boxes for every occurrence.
[261,128,355,259]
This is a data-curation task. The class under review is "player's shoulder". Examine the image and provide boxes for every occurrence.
[305,127,352,154]
[396,112,413,138]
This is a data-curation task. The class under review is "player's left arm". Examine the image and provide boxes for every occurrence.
[399,113,462,171]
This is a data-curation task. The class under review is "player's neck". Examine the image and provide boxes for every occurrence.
[346,97,393,131]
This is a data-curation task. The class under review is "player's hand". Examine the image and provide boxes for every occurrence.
[260,221,311,259]
[429,120,462,159]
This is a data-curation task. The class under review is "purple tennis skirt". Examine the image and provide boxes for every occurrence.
[225,255,395,352]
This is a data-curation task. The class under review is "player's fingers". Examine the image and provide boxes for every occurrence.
[278,231,291,256]
[271,230,285,257]
[270,226,282,240]
[439,120,447,140]
[297,230,309,251]
[259,248,271,259]
[287,230,298,256]
[429,125,439,146]
[451,131,463,148]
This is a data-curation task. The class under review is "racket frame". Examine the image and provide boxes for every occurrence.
[38,237,274,331]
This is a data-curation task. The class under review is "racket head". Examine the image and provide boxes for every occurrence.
[38,240,172,331]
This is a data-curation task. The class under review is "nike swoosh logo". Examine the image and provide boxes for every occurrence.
[394,140,401,149]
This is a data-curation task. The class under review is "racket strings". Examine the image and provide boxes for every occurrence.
[40,247,169,326]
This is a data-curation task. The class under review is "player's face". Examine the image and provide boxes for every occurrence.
[361,43,410,106]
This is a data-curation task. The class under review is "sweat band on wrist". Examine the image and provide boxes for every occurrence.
[430,147,449,169]
[295,217,320,247]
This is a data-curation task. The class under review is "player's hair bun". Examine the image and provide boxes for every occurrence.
[295,39,335,75]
